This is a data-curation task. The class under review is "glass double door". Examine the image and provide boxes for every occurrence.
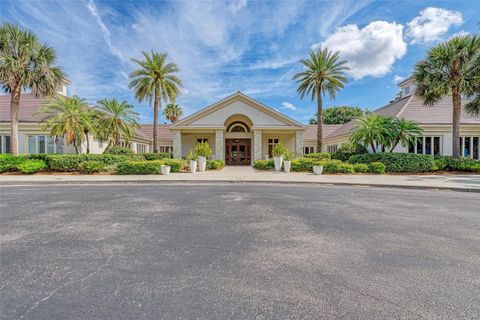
[225,139,251,165]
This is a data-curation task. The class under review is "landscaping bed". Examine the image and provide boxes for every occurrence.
[0,154,225,175]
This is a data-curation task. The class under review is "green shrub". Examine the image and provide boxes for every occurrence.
[206,160,225,170]
[353,163,369,173]
[434,156,480,172]
[290,158,318,172]
[160,158,186,173]
[332,143,368,161]
[368,162,386,174]
[272,143,288,157]
[78,161,105,174]
[16,159,46,174]
[0,154,26,173]
[195,142,212,158]
[104,146,134,156]
[142,152,172,160]
[320,160,354,174]
[46,154,140,172]
[303,152,331,161]
[254,159,274,170]
[116,161,162,175]
[348,153,434,173]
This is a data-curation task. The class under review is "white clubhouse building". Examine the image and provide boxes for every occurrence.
[1,78,479,162]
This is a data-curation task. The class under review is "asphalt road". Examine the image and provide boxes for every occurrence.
[1,183,479,320]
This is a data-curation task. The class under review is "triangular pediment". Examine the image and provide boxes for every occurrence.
[171,92,304,129]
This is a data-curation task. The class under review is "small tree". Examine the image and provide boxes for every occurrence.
[194,141,212,158]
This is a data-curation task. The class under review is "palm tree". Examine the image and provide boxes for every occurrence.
[129,51,182,152]
[95,99,139,147]
[163,103,183,123]
[293,48,349,152]
[0,23,64,154]
[414,35,480,158]
[350,114,391,153]
[388,118,423,152]
[37,95,92,154]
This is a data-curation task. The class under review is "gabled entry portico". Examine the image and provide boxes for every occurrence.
[170,92,305,165]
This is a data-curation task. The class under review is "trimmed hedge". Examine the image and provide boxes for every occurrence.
[206,160,225,170]
[116,161,162,175]
[254,159,274,170]
[322,160,354,174]
[291,158,318,172]
[142,153,172,160]
[434,156,480,172]
[368,162,386,174]
[0,155,26,173]
[303,152,331,160]
[160,159,186,173]
[353,163,369,173]
[46,154,143,172]
[332,143,368,162]
[16,159,46,174]
[348,153,435,173]
[78,161,105,174]
[104,146,135,156]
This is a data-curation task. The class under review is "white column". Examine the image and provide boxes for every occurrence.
[130,141,137,153]
[215,129,224,161]
[253,130,262,162]
[295,131,303,157]
[172,130,182,159]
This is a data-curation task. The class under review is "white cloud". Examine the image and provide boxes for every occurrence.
[282,102,297,111]
[316,21,407,79]
[449,30,469,40]
[393,75,405,83]
[407,7,463,44]
[86,0,126,62]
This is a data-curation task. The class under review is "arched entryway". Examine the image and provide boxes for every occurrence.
[224,115,253,165]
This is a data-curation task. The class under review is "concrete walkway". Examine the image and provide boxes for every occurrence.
[1,166,479,192]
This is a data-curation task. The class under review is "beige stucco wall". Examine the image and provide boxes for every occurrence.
[261,132,295,158]
[180,132,216,158]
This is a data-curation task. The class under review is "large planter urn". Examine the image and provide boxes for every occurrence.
[284,160,291,173]
[160,165,171,175]
[273,155,283,171]
[313,165,323,175]
[189,160,197,174]
[198,156,207,172]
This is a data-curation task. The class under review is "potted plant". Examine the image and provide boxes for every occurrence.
[313,164,323,175]
[195,141,212,172]
[160,164,171,175]
[272,142,287,171]
[187,150,197,173]
[283,151,294,173]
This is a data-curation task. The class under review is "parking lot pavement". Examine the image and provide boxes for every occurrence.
[1,183,479,319]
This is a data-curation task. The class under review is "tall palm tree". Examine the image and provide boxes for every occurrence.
[0,23,64,154]
[129,51,182,152]
[163,103,183,123]
[414,35,480,158]
[95,98,139,147]
[37,96,92,154]
[293,48,349,152]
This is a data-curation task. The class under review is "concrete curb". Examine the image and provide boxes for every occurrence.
[1,179,479,193]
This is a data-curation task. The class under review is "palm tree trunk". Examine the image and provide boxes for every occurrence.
[370,142,376,153]
[316,91,323,152]
[153,85,159,153]
[84,130,90,154]
[9,87,21,155]
[452,91,461,158]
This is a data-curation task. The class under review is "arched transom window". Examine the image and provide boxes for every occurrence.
[227,121,250,133]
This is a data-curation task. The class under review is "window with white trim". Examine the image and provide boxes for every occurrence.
[327,145,338,153]
[460,136,480,159]
[28,135,64,154]
[136,144,147,153]
[408,136,441,156]
[267,138,279,157]
[159,146,173,153]
[0,135,11,154]
[303,146,314,155]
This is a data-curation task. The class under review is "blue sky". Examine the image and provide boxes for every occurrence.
[2,0,479,124]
